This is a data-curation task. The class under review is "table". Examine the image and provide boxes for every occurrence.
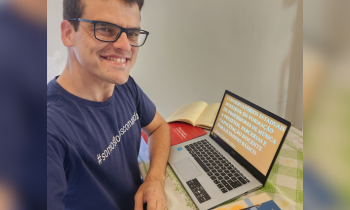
[138,127,303,210]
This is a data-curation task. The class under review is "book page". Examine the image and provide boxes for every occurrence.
[195,103,220,128]
[214,193,273,210]
[166,101,208,125]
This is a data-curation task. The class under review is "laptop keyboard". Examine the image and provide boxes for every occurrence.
[184,139,250,193]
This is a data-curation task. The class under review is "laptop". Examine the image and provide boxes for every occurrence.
[168,90,291,210]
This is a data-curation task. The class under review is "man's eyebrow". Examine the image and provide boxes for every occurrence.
[90,20,141,29]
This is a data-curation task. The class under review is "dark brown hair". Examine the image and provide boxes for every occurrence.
[63,0,144,31]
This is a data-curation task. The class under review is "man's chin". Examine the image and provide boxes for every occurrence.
[98,68,130,85]
[111,76,129,85]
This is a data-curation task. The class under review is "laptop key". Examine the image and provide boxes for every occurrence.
[224,176,230,180]
[221,180,233,190]
[207,172,213,176]
[210,176,216,180]
[238,177,247,184]
[217,184,224,188]
[221,188,228,193]
[229,180,242,189]
[214,179,220,184]
[194,157,210,172]
[217,176,223,180]
[220,173,226,176]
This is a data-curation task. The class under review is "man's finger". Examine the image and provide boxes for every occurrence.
[134,190,144,210]
[161,200,167,210]
[155,200,162,210]
[145,192,157,210]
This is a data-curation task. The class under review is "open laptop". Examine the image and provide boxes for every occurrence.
[168,90,291,210]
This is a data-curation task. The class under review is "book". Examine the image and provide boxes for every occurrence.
[141,122,207,146]
[213,193,281,210]
[166,101,220,130]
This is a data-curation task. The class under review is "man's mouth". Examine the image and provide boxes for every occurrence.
[101,56,128,64]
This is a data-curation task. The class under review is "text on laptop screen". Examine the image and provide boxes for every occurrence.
[212,93,288,175]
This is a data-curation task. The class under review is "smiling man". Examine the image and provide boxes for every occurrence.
[47,0,170,210]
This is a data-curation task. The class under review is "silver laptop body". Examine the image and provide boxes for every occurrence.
[168,90,291,210]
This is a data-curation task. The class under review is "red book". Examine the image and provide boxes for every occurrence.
[141,122,207,146]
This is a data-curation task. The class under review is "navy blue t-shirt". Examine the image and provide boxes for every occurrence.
[47,76,156,210]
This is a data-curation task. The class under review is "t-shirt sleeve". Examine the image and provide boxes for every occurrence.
[128,77,156,127]
[47,133,67,210]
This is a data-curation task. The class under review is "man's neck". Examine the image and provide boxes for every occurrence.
[57,64,115,102]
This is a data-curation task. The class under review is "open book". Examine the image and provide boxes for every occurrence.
[166,101,220,130]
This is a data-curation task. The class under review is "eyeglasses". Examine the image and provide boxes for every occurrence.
[69,18,149,47]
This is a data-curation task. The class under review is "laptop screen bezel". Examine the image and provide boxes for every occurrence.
[209,90,291,185]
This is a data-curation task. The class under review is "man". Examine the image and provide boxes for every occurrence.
[47,0,171,209]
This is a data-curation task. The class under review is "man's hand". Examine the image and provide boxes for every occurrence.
[136,111,170,210]
[134,176,167,210]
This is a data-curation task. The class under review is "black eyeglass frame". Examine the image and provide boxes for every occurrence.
[69,18,149,47]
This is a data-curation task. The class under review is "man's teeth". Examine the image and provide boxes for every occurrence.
[105,57,126,63]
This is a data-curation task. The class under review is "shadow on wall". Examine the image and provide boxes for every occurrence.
[277,0,303,131]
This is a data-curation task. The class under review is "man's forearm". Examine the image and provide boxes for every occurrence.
[135,112,170,209]
[146,122,171,182]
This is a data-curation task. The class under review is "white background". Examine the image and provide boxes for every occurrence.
[47,0,302,131]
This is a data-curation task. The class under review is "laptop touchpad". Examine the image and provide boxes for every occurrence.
[173,158,202,181]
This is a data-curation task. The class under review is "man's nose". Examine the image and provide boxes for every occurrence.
[112,32,132,52]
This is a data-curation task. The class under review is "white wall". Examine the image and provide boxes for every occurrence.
[47,0,302,130]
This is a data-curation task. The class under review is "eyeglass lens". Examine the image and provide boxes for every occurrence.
[95,22,147,46]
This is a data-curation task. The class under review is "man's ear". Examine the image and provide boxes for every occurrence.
[61,20,75,47]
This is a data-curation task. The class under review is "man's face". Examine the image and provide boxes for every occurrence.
[71,0,140,85]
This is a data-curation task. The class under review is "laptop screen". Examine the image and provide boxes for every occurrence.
[211,92,289,176]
